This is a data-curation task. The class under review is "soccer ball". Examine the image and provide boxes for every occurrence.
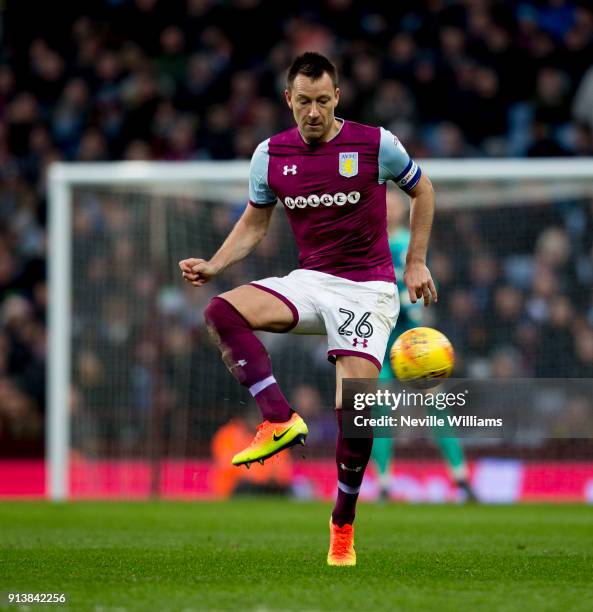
[390,327,454,388]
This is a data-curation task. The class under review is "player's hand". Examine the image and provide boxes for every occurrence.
[179,258,218,287]
[404,261,438,307]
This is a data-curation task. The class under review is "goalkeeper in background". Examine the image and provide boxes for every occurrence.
[372,189,476,502]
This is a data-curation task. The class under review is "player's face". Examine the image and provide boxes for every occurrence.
[285,73,340,143]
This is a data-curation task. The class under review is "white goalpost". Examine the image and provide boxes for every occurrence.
[47,158,593,500]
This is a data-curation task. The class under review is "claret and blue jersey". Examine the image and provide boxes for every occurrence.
[248,119,422,284]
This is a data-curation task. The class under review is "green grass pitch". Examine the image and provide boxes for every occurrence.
[1,500,593,611]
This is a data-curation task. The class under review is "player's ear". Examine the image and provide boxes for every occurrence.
[334,87,340,107]
[284,88,293,110]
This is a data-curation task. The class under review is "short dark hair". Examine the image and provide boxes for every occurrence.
[286,52,338,89]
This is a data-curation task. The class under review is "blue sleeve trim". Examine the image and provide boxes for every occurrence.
[394,159,413,183]
[249,139,277,206]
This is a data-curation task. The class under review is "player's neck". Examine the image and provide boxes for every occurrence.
[301,118,343,145]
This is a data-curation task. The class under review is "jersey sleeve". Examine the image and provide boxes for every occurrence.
[378,127,422,194]
[248,139,277,207]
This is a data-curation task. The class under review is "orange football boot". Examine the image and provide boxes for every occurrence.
[327,518,356,566]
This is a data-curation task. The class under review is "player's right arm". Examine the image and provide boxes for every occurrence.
[179,139,277,286]
[180,204,274,286]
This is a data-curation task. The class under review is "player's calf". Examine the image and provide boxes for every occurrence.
[331,410,373,527]
[204,297,293,423]
[204,297,308,466]
[328,410,370,566]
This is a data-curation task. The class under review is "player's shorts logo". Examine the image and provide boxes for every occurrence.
[283,164,297,175]
[339,152,358,177]
[283,191,360,209]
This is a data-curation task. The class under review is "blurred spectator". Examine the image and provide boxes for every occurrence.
[573,65,593,130]
[290,384,335,451]
[490,346,523,379]
[432,122,481,158]
[573,327,593,378]
[492,286,524,347]
[535,295,575,376]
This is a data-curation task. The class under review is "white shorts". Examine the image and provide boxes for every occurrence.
[251,269,399,370]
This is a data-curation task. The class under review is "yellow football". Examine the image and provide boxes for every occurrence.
[390,327,455,388]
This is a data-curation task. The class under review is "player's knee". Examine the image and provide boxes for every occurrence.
[204,297,232,341]
[204,296,248,336]
[203,297,224,330]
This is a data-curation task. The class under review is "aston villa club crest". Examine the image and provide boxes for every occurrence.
[339,152,358,177]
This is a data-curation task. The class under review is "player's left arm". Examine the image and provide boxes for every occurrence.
[378,127,437,307]
[404,175,438,307]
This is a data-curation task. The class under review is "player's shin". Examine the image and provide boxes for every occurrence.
[204,297,292,423]
[332,409,373,526]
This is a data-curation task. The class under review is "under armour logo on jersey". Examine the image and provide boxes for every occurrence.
[283,164,297,175]
[236,359,248,367]
[352,338,368,348]
[340,463,363,473]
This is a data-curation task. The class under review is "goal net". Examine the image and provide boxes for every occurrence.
[48,159,593,501]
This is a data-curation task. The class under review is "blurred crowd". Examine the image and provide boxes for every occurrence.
[3,0,593,169]
[431,200,593,381]
[2,0,593,454]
